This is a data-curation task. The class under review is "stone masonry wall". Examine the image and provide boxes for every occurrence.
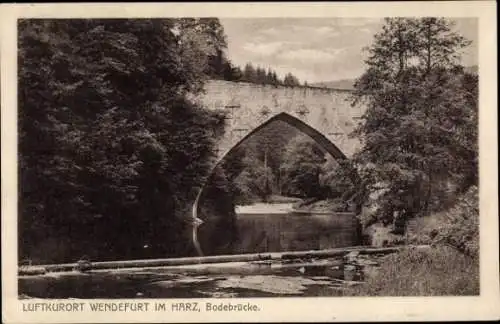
[193,80,368,159]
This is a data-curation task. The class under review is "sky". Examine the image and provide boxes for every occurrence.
[220,18,478,84]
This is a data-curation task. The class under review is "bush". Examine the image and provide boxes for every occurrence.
[434,186,479,257]
[408,185,479,258]
[345,246,479,296]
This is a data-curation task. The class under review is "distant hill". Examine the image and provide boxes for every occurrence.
[311,65,477,90]
[309,78,355,90]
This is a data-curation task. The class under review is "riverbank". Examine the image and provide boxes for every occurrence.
[235,196,302,214]
[235,202,294,214]
[342,245,479,296]
[343,189,480,296]
[235,197,351,214]
[292,198,352,213]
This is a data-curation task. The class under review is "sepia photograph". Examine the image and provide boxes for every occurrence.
[1,2,499,323]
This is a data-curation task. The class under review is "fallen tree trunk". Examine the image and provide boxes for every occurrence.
[19,245,430,275]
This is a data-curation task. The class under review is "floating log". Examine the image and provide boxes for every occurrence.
[18,266,46,276]
[19,245,429,275]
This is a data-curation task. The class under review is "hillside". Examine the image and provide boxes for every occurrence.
[310,78,355,90]
[311,65,477,90]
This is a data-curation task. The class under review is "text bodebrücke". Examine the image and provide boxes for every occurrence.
[21,302,261,313]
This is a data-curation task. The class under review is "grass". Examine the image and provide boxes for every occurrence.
[343,245,479,296]
[346,185,479,296]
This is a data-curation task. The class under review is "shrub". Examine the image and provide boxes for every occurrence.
[433,186,479,258]
[345,245,479,296]
[409,186,479,258]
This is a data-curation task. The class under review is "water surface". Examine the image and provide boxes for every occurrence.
[233,210,359,254]
[19,258,366,299]
[19,204,365,299]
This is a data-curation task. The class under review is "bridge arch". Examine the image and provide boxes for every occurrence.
[190,112,348,256]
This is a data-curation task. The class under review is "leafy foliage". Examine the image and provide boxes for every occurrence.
[351,18,478,229]
[18,19,229,263]
[281,136,327,198]
[214,120,360,207]
[176,18,234,81]
[320,157,367,213]
[432,185,479,257]
[217,121,298,204]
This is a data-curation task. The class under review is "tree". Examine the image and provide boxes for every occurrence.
[176,18,230,80]
[351,18,477,229]
[272,71,280,85]
[18,19,228,263]
[281,136,326,198]
[320,157,360,201]
[236,63,310,86]
[243,121,297,171]
[220,150,276,204]
[217,121,299,203]
[228,66,243,81]
[265,69,274,85]
[242,63,256,83]
[283,72,300,87]
[415,18,471,73]
[254,66,266,84]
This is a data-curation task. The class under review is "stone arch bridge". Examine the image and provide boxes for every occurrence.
[193,80,367,161]
[189,80,368,256]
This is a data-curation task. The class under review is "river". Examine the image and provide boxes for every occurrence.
[232,202,360,253]
[19,202,369,299]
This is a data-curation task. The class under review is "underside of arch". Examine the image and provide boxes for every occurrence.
[190,112,348,256]
[233,112,347,160]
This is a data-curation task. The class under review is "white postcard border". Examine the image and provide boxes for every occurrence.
[1,2,498,323]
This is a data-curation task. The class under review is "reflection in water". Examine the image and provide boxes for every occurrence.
[233,212,360,254]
